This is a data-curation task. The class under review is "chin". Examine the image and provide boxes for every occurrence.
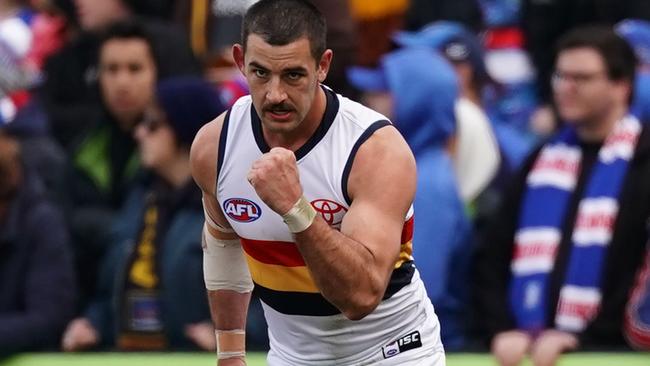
[262,119,301,133]
[557,108,586,124]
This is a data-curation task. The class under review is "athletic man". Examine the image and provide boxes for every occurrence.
[190,0,445,365]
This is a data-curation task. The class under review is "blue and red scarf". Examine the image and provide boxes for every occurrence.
[510,115,642,333]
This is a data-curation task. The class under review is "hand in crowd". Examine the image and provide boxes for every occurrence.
[184,321,216,351]
[492,329,579,366]
[491,330,532,366]
[530,329,579,366]
[61,317,100,352]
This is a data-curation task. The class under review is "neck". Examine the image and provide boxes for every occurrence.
[156,152,192,189]
[263,87,327,151]
[575,103,628,142]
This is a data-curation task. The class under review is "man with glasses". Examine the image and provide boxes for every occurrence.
[475,26,650,366]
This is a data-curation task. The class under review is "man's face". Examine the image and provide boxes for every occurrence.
[74,0,129,31]
[99,38,157,129]
[234,34,330,135]
[552,47,628,125]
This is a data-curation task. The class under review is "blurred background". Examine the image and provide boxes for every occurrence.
[0,0,650,364]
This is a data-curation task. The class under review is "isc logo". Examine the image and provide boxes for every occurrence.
[223,198,262,222]
[398,332,419,346]
[381,331,422,359]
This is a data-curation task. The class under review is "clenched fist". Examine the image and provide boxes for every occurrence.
[247,147,303,215]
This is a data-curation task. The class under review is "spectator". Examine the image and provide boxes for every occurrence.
[41,0,200,148]
[0,128,76,355]
[59,20,158,309]
[393,21,502,205]
[61,76,224,352]
[522,0,650,105]
[474,26,650,366]
[349,47,472,350]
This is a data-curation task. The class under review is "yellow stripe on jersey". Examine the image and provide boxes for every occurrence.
[394,240,414,269]
[244,253,319,293]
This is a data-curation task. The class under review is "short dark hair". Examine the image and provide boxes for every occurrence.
[98,20,157,70]
[241,0,327,62]
[555,25,637,100]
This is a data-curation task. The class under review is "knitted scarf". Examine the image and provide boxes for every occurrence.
[510,115,641,333]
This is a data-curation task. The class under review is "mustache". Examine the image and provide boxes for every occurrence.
[263,103,295,113]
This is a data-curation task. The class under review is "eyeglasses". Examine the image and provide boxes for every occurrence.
[551,70,607,87]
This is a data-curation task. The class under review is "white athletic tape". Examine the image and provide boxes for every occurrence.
[202,226,253,292]
[282,196,317,233]
[216,329,246,360]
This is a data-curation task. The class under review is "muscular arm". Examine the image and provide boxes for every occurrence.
[190,115,251,349]
[249,126,416,320]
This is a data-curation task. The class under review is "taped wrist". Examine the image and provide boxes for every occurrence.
[215,329,245,360]
[282,196,317,233]
[202,226,253,292]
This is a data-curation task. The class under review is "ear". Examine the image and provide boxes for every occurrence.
[614,78,633,105]
[317,49,333,83]
[232,44,246,76]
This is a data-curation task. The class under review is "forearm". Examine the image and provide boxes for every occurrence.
[208,290,251,364]
[293,217,388,319]
[208,290,251,330]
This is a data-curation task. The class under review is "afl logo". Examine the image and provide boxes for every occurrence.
[224,198,261,222]
[310,199,347,226]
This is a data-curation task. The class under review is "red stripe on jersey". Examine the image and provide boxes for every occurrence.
[401,216,414,244]
[240,237,305,267]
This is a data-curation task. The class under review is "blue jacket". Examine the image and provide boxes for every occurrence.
[383,48,472,350]
[84,177,210,349]
[0,171,76,354]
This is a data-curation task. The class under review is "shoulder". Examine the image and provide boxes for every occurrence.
[190,111,228,195]
[347,123,416,203]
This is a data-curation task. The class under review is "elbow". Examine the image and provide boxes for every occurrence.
[342,307,374,321]
[340,292,382,321]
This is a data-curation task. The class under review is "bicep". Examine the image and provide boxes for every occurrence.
[341,126,416,272]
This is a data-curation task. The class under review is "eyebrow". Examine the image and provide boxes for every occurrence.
[248,61,308,74]
[249,61,269,71]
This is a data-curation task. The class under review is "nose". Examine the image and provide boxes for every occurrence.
[265,77,287,105]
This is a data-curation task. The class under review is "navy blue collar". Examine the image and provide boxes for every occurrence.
[250,86,339,160]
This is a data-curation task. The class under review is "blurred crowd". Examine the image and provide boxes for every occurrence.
[1,0,650,363]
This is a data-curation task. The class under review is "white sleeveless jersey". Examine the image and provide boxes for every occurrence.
[216,87,444,365]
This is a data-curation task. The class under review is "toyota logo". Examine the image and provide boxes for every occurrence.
[310,199,347,226]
